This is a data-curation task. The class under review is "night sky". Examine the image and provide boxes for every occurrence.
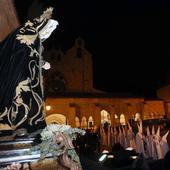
[14,0,170,97]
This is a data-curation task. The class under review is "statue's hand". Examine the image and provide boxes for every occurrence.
[42,61,51,70]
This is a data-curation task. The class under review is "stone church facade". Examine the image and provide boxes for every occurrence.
[157,86,170,120]
[44,38,167,129]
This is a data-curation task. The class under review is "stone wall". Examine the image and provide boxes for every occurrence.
[44,38,98,93]
[45,97,145,128]
[143,100,165,119]
[45,96,168,128]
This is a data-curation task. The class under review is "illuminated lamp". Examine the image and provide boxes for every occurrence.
[46,105,51,111]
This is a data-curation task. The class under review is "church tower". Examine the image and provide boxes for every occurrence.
[44,37,95,94]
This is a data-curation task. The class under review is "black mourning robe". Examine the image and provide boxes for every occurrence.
[0,21,46,133]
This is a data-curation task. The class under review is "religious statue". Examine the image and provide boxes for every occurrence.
[0,8,85,170]
[0,7,58,136]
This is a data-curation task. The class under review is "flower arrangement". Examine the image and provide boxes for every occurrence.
[40,124,85,141]
[32,124,85,165]
[0,162,29,170]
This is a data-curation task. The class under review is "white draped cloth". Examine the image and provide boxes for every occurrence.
[127,128,136,150]
[136,132,146,157]
[161,131,169,158]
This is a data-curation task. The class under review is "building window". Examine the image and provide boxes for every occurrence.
[75,116,80,128]
[120,114,126,125]
[88,116,94,129]
[135,113,141,121]
[101,110,111,125]
[115,114,118,119]
[81,116,87,129]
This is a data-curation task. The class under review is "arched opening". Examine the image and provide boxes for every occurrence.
[135,113,141,121]
[75,116,80,128]
[115,114,118,119]
[101,110,111,125]
[88,116,94,129]
[114,114,119,124]
[81,116,87,129]
[120,114,126,125]
[46,114,67,125]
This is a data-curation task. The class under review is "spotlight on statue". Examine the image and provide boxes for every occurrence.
[46,105,51,111]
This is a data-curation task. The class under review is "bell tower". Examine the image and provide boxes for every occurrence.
[45,37,95,94]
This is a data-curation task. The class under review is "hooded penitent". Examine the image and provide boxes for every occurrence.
[135,121,146,157]
[161,130,169,158]
[0,8,54,132]
[118,126,126,148]
[155,126,163,159]
[127,122,136,150]
[151,125,158,160]
[145,126,152,158]
[113,126,118,144]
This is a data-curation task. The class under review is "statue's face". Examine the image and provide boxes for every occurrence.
[39,19,59,41]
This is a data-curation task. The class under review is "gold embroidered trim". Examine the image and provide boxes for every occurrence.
[16,34,38,46]
[35,7,53,23]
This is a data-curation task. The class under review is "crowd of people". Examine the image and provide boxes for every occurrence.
[73,120,170,170]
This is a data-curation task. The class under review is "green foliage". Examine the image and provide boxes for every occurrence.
[31,124,85,163]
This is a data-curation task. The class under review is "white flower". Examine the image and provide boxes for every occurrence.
[41,130,53,140]
[47,124,71,132]
[40,124,86,141]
